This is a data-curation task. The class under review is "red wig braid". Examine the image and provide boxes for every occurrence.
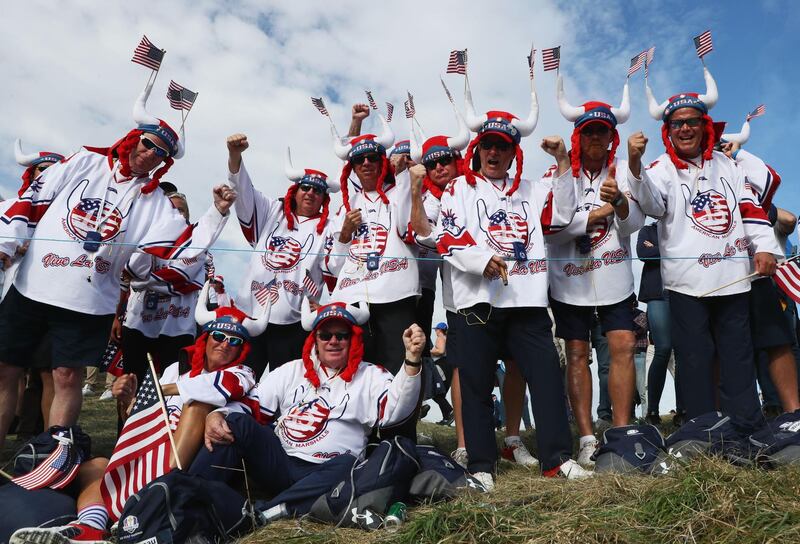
[661,114,716,170]
[182,331,252,377]
[462,140,479,187]
[339,163,354,212]
[569,128,620,178]
[111,129,175,193]
[19,167,36,197]
[300,323,365,389]
[339,156,393,212]
[283,184,330,234]
[504,146,525,198]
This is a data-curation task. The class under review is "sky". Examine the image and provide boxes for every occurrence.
[2,0,799,410]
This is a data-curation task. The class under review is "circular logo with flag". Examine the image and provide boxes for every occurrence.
[689,189,732,235]
[349,222,389,262]
[280,398,332,442]
[67,198,123,241]
[264,235,302,270]
[588,215,610,249]
[485,209,529,255]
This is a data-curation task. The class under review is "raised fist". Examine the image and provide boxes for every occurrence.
[226,133,249,155]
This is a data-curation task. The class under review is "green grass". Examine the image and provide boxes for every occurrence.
[5,399,800,544]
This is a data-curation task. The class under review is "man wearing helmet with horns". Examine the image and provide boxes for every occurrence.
[0,80,235,451]
[626,65,783,433]
[192,300,424,524]
[545,73,645,466]
[225,133,338,378]
[434,74,589,490]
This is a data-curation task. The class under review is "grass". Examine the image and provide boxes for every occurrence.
[5,398,800,544]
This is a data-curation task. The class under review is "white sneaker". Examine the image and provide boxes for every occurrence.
[470,471,495,492]
[450,447,469,469]
[502,438,540,467]
[545,458,593,480]
[81,384,95,397]
[577,439,599,468]
[98,390,114,401]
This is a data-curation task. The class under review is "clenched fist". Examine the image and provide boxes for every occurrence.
[403,323,426,363]
[213,184,237,215]
[352,103,370,121]
[627,131,648,177]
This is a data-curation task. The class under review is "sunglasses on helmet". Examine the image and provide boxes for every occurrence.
[210,331,245,346]
[580,124,611,136]
[351,153,381,165]
[317,331,352,342]
[423,155,455,170]
[140,135,171,158]
[479,140,511,152]
[668,117,703,130]
[299,184,323,195]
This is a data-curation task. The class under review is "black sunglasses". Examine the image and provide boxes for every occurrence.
[299,184,323,195]
[210,331,244,346]
[668,118,703,130]
[580,125,611,136]
[140,136,170,158]
[351,153,382,165]
[317,331,352,341]
[479,140,511,152]
[423,155,455,170]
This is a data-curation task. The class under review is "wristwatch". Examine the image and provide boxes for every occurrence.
[611,194,625,207]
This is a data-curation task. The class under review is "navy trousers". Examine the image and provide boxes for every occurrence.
[668,290,765,434]
[189,413,357,516]
[448,305,572,473]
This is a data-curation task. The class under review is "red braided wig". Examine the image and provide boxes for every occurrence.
[282,184,331,234]
[300,324,365,389]
[569,128,620,178]
[182,331,252,377]
[661,114,716,170]
[463,136,523,196]
[422,156,465,200]
[110,129,175,194]
[19,167,36,197]
[338,156,394,212]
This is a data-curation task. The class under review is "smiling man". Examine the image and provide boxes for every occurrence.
[0,80,234,451]
[626,66,783,434]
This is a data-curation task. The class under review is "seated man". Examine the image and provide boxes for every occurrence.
[8,283,263,544]
[190,299,424,523]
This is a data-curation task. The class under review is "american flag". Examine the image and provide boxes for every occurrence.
[365,90,378,110]
[440,77,454,104]
[101,367,172,520]
[627,51,646,77]
[747,104,766,121]
[694,30,713,59]
[131,35,165,71]
[527,46,536,79]
[386,102,394,122]
[167,80,198,111]
[542,46,561,71]
[311,97,329,116]
[303,270,321,299]
[691,190,730,233]
[98,341,124,377]
[254,278,279,307]
[12,438,82,490]
[405,92,416,118]
[775,255,800,303]
[644,46,656,78]
[204,252,216,280]
[446,49,467,75]
[71,199,122,240]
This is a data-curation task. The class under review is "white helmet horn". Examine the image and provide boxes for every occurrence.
[173,125,185,160]
[301,297,316,331]
[242,296,271,337]
[722,119,751,145]
[345,301,370,325]
[14,139,41,166]
[284,147,305,181]
[409,116,423,164]
[556,75,584,122]
[464,78,488,131]
[132,79,160,126]
[194,281,216,326]
[374,113,395,150]
[510,82,539,137]
[610,80,631,124]
[446,105,471,151]
[697,66,718,110]
[332,125,353,160]
[645,80,670,121]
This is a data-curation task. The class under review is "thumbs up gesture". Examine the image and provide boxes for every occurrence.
[599,163,623,206]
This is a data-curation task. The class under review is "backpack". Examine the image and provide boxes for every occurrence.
[408,445,486,501]
[663,411,752,466]
[12,426,91,477]
[117,470,253,544]
[594,424,667,475]
[0,485,76,544]
[307,436,420,530]
[749,410,800,468]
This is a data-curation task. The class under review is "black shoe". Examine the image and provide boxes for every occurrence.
[418,404,431,420]
[763,405,782,420]
[436,413,455,426]
[646,413,662,425]
[672,411,686,427]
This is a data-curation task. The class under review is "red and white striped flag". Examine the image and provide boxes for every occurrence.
[694,30,713,59]
[303,270,321,299]
[627,51,646,77]
[101,367,172,520]
[311,97,329,117]
[644,46,656,78]
[254,278,279,307]
[131,35,165,71]
[775,255,800,303]
[747,104,766,121]
[98,341,124,377]
[167,80,198,111]
[446,49,467,75]
[11,437,82,490]
[365,90,378,110]
[542,46,561,71]
[385,102,394,122]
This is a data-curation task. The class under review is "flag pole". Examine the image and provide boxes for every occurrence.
[147,353,182,471]
[698,271,760,297]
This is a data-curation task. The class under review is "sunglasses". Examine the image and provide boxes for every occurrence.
[351,153,382,165]
[140,136,171,158]
[299,184,323,195]
[479,140,512,152]
[210,331,245,346]
[580,125,611,136]
[423,155,455,170]
[317,331,352,342]
[668,118,703,130]
[34,163,52,174]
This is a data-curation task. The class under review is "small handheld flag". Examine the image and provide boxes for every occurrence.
[746,104,766,121]
[132,35,165,71]
[446,49,467,75]
[694,30,713,59]
[542,46,561,71]
[167,80,198,111]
